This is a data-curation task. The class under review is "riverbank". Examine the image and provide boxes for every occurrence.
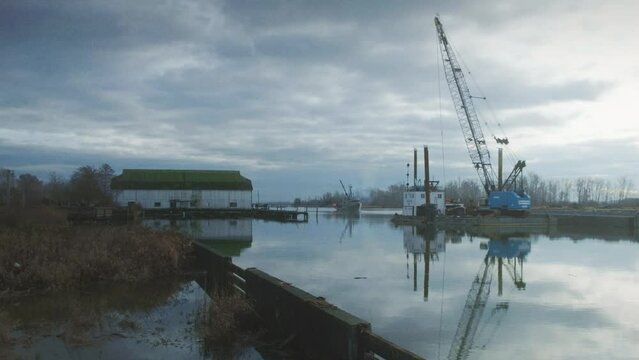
[0,209,298,359]
[0,224,193,294]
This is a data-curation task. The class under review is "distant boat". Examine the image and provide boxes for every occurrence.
[336,180,361,214]
[336,198,362,213]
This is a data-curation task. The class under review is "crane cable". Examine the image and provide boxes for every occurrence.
[450,42,523,167]
[437,243,447,360]
[436,31,447,360]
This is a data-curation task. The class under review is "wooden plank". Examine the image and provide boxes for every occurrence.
[361,330,425,360]
[232,283,246,296]
[229,262,246,277]
[230,272,246,291]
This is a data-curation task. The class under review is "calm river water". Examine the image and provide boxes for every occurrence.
[155,209,639,360]
[4,211,637,360]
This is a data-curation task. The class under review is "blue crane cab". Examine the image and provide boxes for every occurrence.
[488,191,531,210]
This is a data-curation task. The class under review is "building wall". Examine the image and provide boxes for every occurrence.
[115,189,252,209]
[402,191,445,216]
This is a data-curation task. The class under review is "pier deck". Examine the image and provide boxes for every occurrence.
[143,208,309,222]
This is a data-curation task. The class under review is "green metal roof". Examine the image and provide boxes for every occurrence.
[110,169,253,191]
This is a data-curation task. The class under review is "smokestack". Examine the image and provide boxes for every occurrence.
[424,146,430,216]
[498,148,503,190]
[413,148,417,188]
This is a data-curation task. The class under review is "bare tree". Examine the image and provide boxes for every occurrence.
[69,165,109,205]
[97,163,115,200]
[44,172,68,205]
[0,168,15,207]
[617,176,634,202]
[17,174,43,207]
[444,178,483,208]
[558,178,573,204]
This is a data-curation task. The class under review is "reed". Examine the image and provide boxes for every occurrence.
[197,292,261,357]
[0,224,192,292]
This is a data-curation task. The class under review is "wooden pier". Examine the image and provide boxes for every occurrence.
[69,207,309,223]
[143,208,308,223]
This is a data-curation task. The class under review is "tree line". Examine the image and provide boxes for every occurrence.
[294,173,636,208]
[0,164,115,208]
[1,164,635,209]
[443,173,636,207]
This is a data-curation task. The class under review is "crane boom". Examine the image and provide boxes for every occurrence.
[339,179,350,199]
[502,160,525,191]
[435,16,496,195]
[448,255,494,360]
[434,16,532,212]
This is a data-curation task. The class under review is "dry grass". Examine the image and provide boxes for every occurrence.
[0,224,193,292]
[0,206,68,228]
[197,292,261,358]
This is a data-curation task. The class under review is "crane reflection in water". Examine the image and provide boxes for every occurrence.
[403,226,532,359]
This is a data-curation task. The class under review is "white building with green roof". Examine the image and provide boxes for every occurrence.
[111,169,253,209]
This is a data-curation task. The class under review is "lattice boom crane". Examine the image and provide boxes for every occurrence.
[434,16,531,212]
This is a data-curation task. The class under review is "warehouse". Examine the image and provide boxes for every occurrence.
[111,169,253,209]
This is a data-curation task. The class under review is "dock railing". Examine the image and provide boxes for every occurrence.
[194,241,425,360]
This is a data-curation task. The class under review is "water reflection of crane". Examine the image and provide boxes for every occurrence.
[448,238,530,360]
[403,226,446,301]
[487,239,529,295]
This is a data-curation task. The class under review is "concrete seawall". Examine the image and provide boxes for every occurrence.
[393,210,639,235]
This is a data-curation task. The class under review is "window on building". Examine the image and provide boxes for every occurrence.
[229,202,237,208]
[154,202,161,207]
[421,194,425,198]
[438,194,442,199]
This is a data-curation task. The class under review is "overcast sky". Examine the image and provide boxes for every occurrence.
[2,0,638,200]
